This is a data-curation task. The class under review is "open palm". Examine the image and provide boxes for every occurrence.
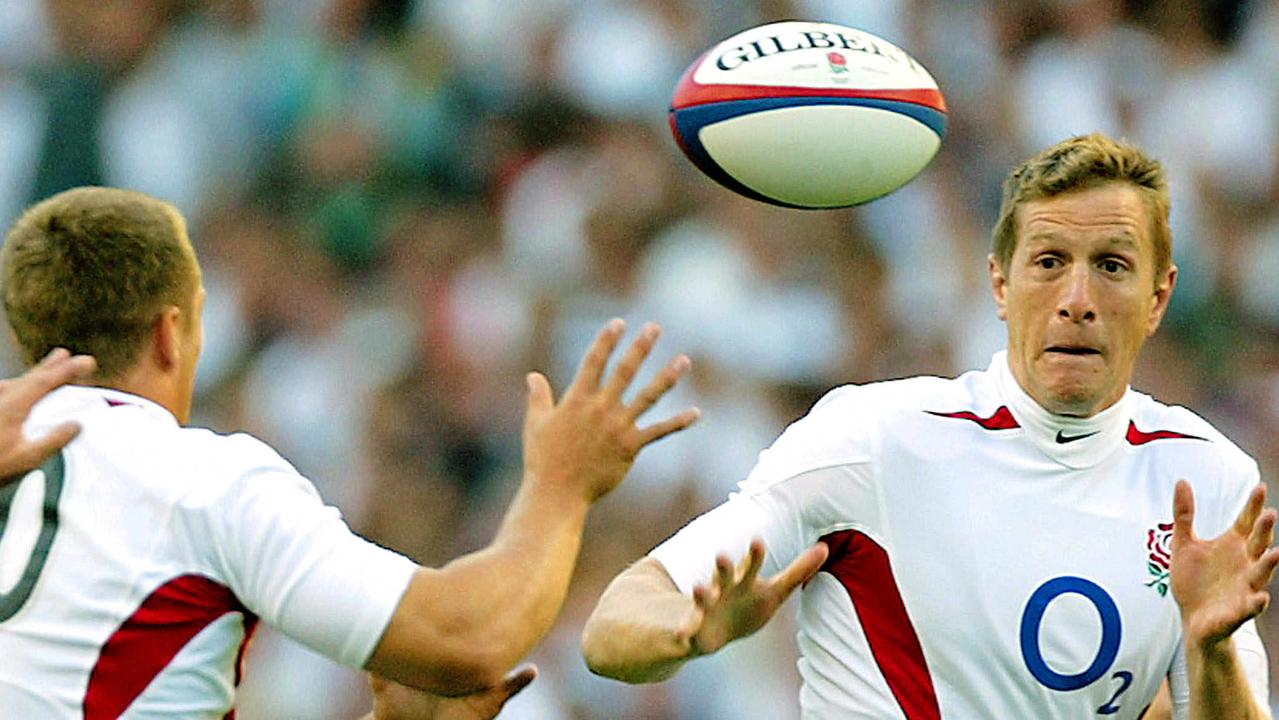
[681,539,828,656]
[1170,480,1279,647]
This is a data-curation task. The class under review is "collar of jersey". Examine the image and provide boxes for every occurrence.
[49,385,179,427]
[991,351,1130,469]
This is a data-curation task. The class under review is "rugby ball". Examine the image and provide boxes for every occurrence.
[669,21,947,209]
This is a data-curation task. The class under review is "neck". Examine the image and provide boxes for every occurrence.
[100,363,185,424]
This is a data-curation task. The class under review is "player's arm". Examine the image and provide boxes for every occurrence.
[581,538,827,683]
[1171,480,1278,719]
[0,348,96,481]
[358,667,537,720]
[364,320,699,695]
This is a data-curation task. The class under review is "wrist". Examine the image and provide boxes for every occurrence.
[521,471,593,513]
[1186,632,1235,661]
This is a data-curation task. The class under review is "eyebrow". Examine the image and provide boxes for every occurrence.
[1023,233,1140,251]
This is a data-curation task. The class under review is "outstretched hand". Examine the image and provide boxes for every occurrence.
[679,539,829,657]
[522,319,699,503]
[1170,480,1279,648]
[369,666,537,720]
[0,348,96,482]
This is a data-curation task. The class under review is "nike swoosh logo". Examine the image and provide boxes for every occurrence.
[1055,430,1098,444]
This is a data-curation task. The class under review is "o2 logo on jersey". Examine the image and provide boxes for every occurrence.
[1019,576,1132,715]
[0,453,66,623]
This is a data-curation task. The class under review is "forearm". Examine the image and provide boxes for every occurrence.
[439,474,590,663]
[1186,638,1269,720]
[581,558,698,683]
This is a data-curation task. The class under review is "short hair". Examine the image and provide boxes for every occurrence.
[992,133,1172,285]
[2,187,198,379]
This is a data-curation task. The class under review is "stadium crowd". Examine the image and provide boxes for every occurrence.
[1,0,1277,716]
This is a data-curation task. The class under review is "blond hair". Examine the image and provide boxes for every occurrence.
[2,187,197,379]
[992,134,1171,284]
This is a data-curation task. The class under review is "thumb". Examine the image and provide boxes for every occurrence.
[525,372,553,422]
[0,423,79,483]
[27,421,81,457]
[774,542,830,597]
[499,664,538,698]
[1172,479,1196,550]
[485,664,537,714]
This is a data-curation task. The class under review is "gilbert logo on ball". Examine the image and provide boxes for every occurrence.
[669,21,947,209]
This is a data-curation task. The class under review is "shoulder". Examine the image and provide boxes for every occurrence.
[171,428,316,505]
[1127,393,1256,472]
[173,428,297,474]
[799,370,992,437]
[741,371,979,492]
[1128,393,1259,513]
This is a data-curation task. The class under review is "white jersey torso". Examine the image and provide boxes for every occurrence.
[651,353,1267,719]
[0,386,414,719]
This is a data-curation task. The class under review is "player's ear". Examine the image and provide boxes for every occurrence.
[1146,264,1177,337]
[152,305,183,371]
[989,254,1009,321]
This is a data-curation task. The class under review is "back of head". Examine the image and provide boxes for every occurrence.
[992,133,1172,282]
[2,187,196,381]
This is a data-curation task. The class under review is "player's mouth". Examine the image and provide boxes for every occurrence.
[1044,344,1103,357]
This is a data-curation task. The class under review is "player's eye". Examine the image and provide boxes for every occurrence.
[1035,256,1062,270]
[1099,258,1127,274]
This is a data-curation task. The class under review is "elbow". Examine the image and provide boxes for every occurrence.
[580,614,645,683]
[580,619,615,678]
[421,648,510,697]
[371,621,514,696]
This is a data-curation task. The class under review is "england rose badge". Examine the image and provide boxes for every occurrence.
[1145,522,1174,596]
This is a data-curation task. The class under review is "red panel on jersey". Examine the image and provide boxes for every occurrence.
[84,574,252,720]
[925,406,1020,431]
[1125,421,1205,446]
[820,530,941,720]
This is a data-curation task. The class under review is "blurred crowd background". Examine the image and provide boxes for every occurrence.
[2,0,1278,717]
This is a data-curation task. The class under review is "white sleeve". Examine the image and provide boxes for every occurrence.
[649,492,781,596]
[194,461,416,668]
[651,385,876,595]
[649,462,874,595]
[1168,619,1270,720]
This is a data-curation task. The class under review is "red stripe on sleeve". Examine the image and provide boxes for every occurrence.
[926,406,1020,431]
[820,530,941,720]
[84,574,251,720]
[1125,421,1205,446]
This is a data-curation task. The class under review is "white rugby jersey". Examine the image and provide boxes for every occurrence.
[0,386,415,719]
[651,352,1269,720]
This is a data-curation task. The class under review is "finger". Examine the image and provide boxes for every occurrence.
[715,553,735,591]
[1247,508,1277,559]
[6,350,96,411]
[1244,590,1271,620]
[567,319,626,396]
[770,542,830,598]
[602,322,660,403]
[626,354,691,423]
[1172,480,1197,549]
[636,407,700,446]
[497,664,538,704]
[1234,483,1268,537]
[692,582,717,610]
[19,422,81,462]
[1248,546,1279,590]
[524,372,554,423]
[738,538,767,589]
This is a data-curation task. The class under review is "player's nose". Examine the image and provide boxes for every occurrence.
[1056,265,1097,322]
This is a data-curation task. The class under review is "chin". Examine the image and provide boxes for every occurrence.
[1041,381,1113,417]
